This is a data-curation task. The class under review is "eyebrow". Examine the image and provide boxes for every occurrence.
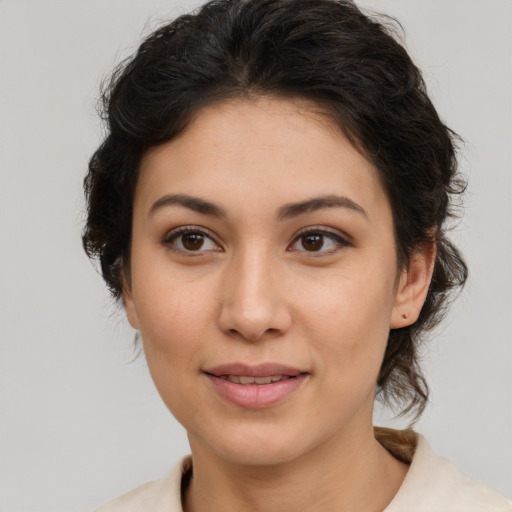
[149,194,227,218]
[277,194,367,220]
[149,193,367,220]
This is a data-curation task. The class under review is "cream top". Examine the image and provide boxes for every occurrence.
[96,428,512,511]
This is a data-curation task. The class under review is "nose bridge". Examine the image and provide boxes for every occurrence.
[217,243,291,341]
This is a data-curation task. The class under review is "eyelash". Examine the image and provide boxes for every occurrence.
[162,225,351,256]
[290,227,351,256]
[162,226,221,256]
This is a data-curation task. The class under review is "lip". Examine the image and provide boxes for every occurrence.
[203,363,308,409]
[204,362,304,378]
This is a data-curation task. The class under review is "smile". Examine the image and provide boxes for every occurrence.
[204,363,308,408]
[218,375,293,385]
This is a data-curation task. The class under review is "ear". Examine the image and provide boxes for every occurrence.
[390,242,436,329]
[121,270,140,330]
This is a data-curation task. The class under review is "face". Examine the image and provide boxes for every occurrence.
[124,96,417,467]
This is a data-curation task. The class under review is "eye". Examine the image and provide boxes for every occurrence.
[163,227,221,254]
[288,228,350,254]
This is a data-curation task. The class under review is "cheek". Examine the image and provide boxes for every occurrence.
[130,263,217,403]
[130,246,213,342]
[294,263,395,379]
[134,278,213,419]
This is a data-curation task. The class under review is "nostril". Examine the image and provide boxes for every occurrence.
[226,326,282,342]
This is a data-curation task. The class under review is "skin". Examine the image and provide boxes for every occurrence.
[123,96,435,512]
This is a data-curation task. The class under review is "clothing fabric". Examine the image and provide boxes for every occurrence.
[95,428,512,511]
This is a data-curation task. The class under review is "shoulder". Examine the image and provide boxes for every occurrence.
[381,430,512,512]
[94,456,191,512]
[95,479,162,512]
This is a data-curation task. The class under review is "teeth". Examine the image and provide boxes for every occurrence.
[254,376,272,384]
[220,375,290,385]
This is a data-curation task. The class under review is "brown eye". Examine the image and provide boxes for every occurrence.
[301,234,324,251]
[164,228,220,254]
[289,229,349,255]
[182,232,205,251]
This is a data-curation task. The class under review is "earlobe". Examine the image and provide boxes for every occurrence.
[121,273,140,330]
[390,243,436,329]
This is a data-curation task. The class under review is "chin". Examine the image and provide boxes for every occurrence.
[189,419,319,467]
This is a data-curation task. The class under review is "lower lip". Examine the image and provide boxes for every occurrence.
[205,374,307,409]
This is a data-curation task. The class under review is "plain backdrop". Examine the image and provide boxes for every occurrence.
[0,1,511,511]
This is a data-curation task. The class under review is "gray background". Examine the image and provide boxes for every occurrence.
[0,1,510,510]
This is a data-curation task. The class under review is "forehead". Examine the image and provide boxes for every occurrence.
[136,96,391,223]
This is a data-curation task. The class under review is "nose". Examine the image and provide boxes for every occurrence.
[217,248,292,342]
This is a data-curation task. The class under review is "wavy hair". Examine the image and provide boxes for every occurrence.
[83,0,467,420]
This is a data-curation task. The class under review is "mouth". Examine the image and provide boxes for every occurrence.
[204,362,306,378]
[216,375,298,385]
[203,363,308,408]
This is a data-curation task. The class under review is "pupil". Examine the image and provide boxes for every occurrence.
[183,233,204,250]
[302,234,323,251]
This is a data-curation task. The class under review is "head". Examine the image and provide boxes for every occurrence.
[83,0,467,433]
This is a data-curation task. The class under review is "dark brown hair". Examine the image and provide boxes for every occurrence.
[82,0,467,420]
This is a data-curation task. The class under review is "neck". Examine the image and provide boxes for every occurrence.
[183,424,409,512]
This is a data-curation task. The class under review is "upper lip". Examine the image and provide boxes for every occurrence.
[204,363,306,377]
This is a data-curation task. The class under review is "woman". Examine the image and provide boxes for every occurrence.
[82,0,512,510]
